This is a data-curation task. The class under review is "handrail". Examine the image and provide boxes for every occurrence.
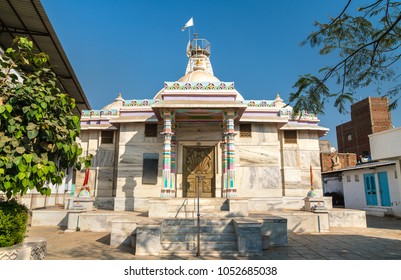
[175,198,188,218]
[195,172,205,257]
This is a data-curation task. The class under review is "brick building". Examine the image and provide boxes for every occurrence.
[336,97,392,157]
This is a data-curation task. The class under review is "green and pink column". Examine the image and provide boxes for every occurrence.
[161,110,175,198]
[224,110,237,197]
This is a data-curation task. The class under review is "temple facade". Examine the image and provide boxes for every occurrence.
[78,35,328,212]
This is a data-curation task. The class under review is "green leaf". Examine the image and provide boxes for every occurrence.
[16,146,26,154]
[5,104,12,113]
[23,153,33,163]
[18,164,27,172]
[27,129,39,139]
[4,181,11,190]
[72,115,80,124]
[13,156,22,165]
[18,172,26,180]
[26,122,37,131]
[22,178,29,188]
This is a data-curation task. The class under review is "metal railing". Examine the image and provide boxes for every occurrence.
[195,172,205,257]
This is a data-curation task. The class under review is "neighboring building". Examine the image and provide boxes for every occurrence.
[320,127,401,216]
[78,35,329,212]
[336,97,392,158]
[342,161,398,216]
[320,140,356,204]
[321,152,356,172]
[369,127,401,217]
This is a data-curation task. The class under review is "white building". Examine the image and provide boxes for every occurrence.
[369,127,401,216]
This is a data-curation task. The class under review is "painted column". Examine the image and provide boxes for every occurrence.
[170,122,177,193]
[161,110,175,198]
[224,110,237,197]
[221,135,228,197]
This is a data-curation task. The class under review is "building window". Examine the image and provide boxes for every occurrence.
[101,131,114,144]
[240,123,252,138]
[395,170,398,179]
[355,174,359,182]
[346,175,351,182]
[347,134,352,141]
[284,130,297,144]
[145,124,158,137]
[142,153,159,184]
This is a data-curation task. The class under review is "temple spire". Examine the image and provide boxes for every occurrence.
[185,33,214,75]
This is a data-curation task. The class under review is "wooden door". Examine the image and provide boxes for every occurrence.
[378,172,391,207]
[364,173,378,206]
[183,146,215,198]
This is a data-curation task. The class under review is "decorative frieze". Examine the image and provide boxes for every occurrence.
[164,81,235,90]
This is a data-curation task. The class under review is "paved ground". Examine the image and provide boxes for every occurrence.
[26,215,401,260]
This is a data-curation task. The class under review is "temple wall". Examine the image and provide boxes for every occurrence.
[235,123,283,197]
[114,123,163,210]
[77,130,115,199]
[281,130,322,197]
[77,121,324,210]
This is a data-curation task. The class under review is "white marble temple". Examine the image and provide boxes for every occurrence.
[237,145,279,166]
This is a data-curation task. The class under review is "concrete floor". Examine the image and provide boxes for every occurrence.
[25,215,401,260]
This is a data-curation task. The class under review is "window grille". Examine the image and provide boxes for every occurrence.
[240,123,252,138]
[284,130,297,144]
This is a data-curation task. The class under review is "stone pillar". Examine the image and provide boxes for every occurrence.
[171,142,176,191]
[224,111,237,197]
[221,141,228,196]
[161,110,175,198]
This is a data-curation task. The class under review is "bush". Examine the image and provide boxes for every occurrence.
[0,199,28,247]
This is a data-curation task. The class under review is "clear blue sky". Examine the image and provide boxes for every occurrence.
[41,0,401,149]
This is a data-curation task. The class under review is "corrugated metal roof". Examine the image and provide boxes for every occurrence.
[322,161,396,174]
[0,0,90,113]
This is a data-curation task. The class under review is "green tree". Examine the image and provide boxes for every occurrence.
[0,37,88,199]
[290,0,401,115]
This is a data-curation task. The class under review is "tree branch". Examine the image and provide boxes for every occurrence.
[371,12,401,65]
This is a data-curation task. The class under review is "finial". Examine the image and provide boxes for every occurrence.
[274,93,284,108]
[196,58,202,66]
[115,92,124,101]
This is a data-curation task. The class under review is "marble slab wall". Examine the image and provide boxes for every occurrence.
[280,130,323,197]
[80,121,324,206]
[116,123,163,202]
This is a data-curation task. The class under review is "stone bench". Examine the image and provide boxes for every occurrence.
[233,218,262,256]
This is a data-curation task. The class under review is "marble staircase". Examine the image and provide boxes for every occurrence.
[159,218,239,257]
[151,198,232,218]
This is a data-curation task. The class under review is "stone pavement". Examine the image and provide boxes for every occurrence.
[26,215,401,260]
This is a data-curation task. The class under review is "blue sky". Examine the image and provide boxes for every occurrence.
[41,0,401,149]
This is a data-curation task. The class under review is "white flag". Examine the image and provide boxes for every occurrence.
[181,17,194,31]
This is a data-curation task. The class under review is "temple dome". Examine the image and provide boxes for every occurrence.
[102,93,124,110]
[178,69,220,83]
[178,57,220,82]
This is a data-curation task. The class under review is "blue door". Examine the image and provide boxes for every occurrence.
[378,172,391,207]
[364,173,378,206]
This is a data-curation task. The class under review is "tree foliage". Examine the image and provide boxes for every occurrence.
[0,37,89,199]
[290,0,401,115]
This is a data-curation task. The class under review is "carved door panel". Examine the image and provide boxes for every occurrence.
[183,147,215,198]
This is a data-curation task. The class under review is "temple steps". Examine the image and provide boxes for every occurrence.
[163,198,230,218]
[160,218,238,256]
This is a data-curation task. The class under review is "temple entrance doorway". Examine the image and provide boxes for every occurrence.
[183,146,215,197]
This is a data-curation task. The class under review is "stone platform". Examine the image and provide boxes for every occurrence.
[30,203,366,257]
